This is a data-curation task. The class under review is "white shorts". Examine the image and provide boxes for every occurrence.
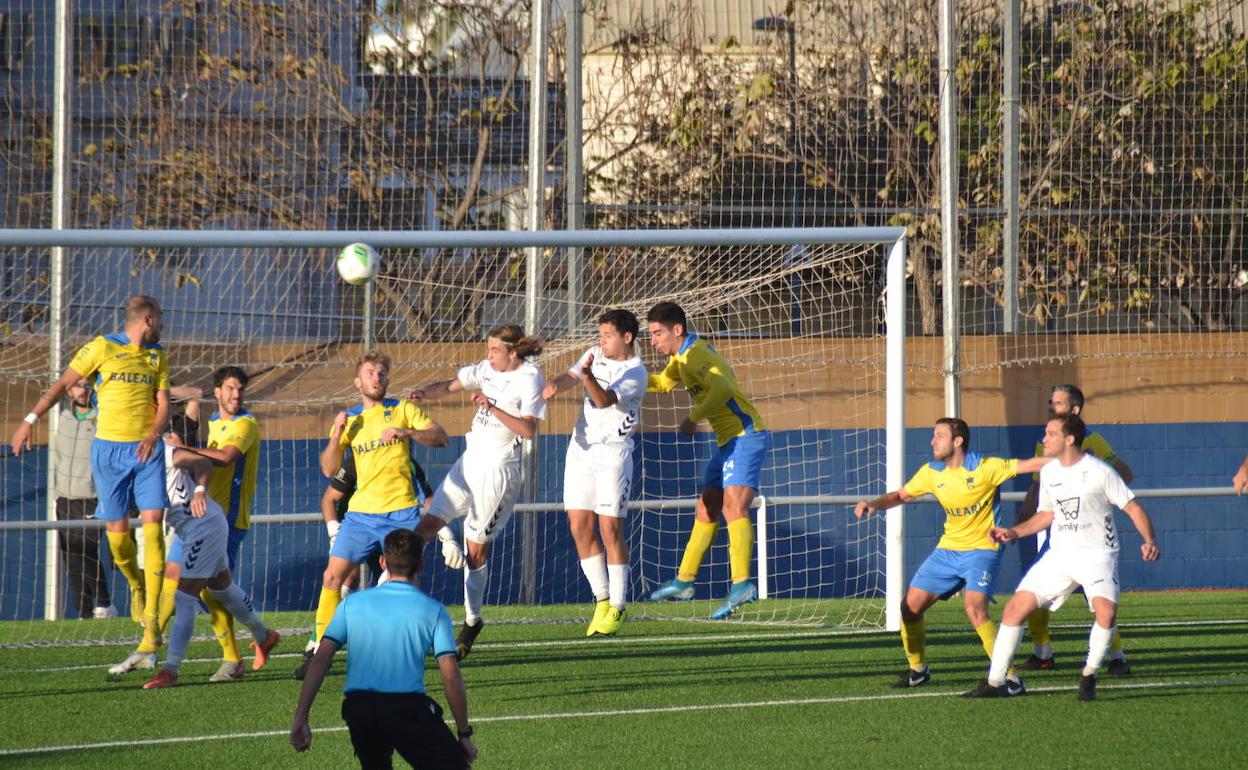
[427,451,521,545]
[563,440,633,518]
[1016,548,1120,612]
[169,503,229,580]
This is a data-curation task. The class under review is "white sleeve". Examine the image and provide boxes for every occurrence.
[1102,465,1136,509]
[612,365,648,410]
[568,348,594,379]
[456,362,482,390]
[519,370,547,420]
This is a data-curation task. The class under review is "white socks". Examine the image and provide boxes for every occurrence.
[209,583,268,642]
[1084,623,1115,676]
[607,563,629,610]
[580,554,609,603]
[987,623,1024,687]
[464,565,488,626]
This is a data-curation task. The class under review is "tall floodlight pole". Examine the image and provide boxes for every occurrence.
[521,0,550,605]
[939,0,961,417]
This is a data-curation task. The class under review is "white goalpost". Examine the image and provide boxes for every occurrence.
[0,226,907,640]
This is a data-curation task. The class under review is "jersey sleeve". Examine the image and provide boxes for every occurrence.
[1037,469,1055,513]
[456,362,482,390]
[613,365,648,409]
[902,465,933,498]
[1082,433,1119,463]
[568,348,594,379]
[155,350,170,391]
[329,450,356,494]
[1102,465,1136,509]
[322,599,349,646]
[217,417,258,453]
[984,457,1019,487]
[401,400,433,431]
[647,357,681,393]
[432,604,457,658]
[686,357,734,423]
[519,370,547,419]
[68,337,106,379]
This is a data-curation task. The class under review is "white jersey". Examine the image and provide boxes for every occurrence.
[569,346,647,447]
[163,442,224,533]
[1037,453,1135,554]
[458,360,546,457]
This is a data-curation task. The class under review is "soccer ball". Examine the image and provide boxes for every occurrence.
[336,243,379,285]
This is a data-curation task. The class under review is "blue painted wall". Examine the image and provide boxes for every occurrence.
[3,422,1245,620]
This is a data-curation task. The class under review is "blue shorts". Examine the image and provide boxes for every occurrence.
[90,439,169,520]
[226,527,247,573]
[330,507,422,564]
[702,431,770,490]
[910,547,1003,599]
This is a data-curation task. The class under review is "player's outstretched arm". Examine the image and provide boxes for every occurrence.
[290,639,340,753]
[10,365,85,455]
[542,372,579,400]
[438,653,477,764]
[383,422,450,448]
[995,508,1055,543]
[471,392,539,439]
[1016,481,1040,525]
[406,378,461,403]
[1015,456,1053,475]
[1233,453,1248,495]
[1122,500,1160,561]
[854,489,912,519]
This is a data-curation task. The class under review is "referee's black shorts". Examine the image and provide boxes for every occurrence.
[342,691,467,770]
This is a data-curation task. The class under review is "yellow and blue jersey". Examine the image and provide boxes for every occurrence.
[207,410,261,530]
[648,334,766,446]
[903,452,1019,551]
[337,398,433,514]
[68,332,169,442]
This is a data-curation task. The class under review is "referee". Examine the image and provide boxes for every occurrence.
[291,529,477,768]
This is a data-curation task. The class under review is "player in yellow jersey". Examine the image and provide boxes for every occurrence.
[163,366,263,681]
[644,301,770,620]
[1015,384,1135,675]
[305,351,448,673]
[854,418,1051,691]
[11,295,170,671]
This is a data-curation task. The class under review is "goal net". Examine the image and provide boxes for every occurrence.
[0,227,906,646]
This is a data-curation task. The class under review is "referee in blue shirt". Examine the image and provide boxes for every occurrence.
[291,529,478,768]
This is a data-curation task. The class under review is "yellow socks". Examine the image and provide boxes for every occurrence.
[106,530,143,623]
[901,617,926,669]
[157,576,179,635]
[1028,607,1052,645]
[201,588,241,663]
[141,523,165,626]
[677,520,719,583]
[726,518,753,584]
[314,587,341,642]
[1110,627,1124,654]
[975,619,999,660]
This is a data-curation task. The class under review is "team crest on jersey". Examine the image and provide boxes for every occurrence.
[383,409,393,422]
[965,476,976,490]
[148,350,160,368]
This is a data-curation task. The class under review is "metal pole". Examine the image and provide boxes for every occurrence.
[1002,0,1021,333]
[45,0,73,621]
[938,0,961,417]
[520,0,550,606]
[564,0,584,331]
[885,237,907,633]
[786,22,801,336]
[363,286,375,349]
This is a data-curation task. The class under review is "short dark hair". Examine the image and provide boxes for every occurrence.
[935,417,970,450]
[1051,412,1087,448]
[212,366,250,389]
[646,301,687,330]
[383,529,424,578]
[598,308,639,341]
[1052,384,1085,412]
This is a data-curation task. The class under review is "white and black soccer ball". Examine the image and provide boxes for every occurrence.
[336,242,380,285]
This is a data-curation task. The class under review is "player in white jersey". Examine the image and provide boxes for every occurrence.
[137,437,280,688]
[965,413,1159,701]
[543,309,648,637]
[411,324,547,660]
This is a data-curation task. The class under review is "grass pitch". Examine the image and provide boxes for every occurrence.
[1,590,1245,769]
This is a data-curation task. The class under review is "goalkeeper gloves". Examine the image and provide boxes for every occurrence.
[326,520,340,550]
[439,528,465,570]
